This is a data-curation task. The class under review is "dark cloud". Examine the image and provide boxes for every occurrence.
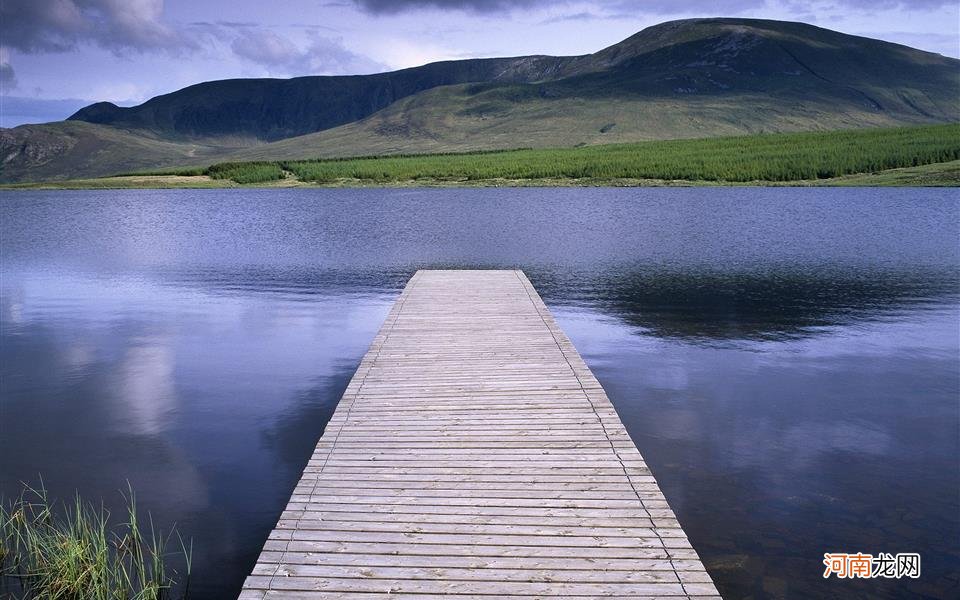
[0,0,193,55]
[230,29,387,76]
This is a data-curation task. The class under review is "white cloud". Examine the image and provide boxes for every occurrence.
[230,29,387,75]
[363,36,466,69]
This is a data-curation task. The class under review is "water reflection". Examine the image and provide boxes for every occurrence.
[112,337,177,435]
[0,268,394,597]
[1,188,957,599]
[534,265,959,343]
[556,298,959,599]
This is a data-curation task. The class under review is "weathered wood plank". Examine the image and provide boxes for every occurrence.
[242,270,718,599]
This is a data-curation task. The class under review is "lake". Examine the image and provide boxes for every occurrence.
[1,188,957,599]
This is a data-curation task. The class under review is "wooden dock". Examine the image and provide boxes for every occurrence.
[241,270,720,599]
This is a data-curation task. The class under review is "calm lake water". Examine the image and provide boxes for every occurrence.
[1,188,957,599]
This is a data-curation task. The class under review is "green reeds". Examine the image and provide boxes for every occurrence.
[206,162,285,184]
[0,483,191,600]
[280,123,960,184]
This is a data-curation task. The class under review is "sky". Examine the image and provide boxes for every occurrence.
[1,0,958,126]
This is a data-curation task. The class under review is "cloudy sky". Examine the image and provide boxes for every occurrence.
[1,0,957,126]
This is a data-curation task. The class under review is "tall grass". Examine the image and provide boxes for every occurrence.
[0,484,191,600]
[279,124,960,183]
[111,167,208,178]
[91,123,960,185]
[206,162,285,184]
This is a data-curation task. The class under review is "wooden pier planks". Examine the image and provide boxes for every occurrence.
[241,270,720,599]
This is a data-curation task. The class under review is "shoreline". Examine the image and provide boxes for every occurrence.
[4,124,958,190]
[3,160,959,190]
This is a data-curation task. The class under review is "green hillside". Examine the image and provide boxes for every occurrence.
[12,124,954,188]
[270,125,960,183]
[272,123,960,184]
[229,18,959,161]
[0,121,222,182]
[65,56,572,141]
[227,86,946,163]
[1,18,957,183]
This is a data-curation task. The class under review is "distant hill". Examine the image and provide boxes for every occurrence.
[65,56,575,142]
[2,18,958,182]
[0,121,241,183]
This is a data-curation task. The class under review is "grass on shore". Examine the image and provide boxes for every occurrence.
[278,123,960,184]
[7,160,959,190]
[206,162,285,184]
[1,484,191,600]
[4,124,958,189]
[824,158,960,186]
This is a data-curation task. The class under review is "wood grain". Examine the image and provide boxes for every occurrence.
[242,270,719,599]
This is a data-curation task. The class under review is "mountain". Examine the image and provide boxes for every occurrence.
[0,121,244,183]
[3,18,958,182]
[65,56,576,142]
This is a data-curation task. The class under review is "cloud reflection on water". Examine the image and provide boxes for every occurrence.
[1,187,956,599]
